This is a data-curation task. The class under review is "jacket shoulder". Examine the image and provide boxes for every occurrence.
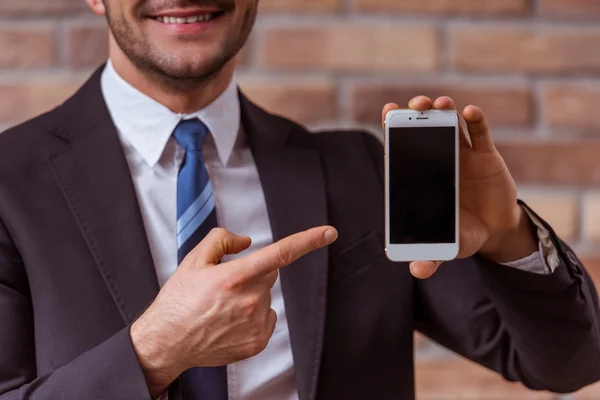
[0,109,61,174]
[315,128,382,155]
[282,117,381,154]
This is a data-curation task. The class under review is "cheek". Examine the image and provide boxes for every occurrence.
[235,1,258,23]
[111,0,148,29]
[235,11,256,39]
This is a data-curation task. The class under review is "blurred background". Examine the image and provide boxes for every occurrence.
[2,0,600,398]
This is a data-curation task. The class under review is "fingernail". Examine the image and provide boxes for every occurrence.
[324,229,338,244]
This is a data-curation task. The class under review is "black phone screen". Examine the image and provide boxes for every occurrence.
[388,126,456,244]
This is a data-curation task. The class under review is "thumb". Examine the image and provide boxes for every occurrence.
[409,261,442,279]
[186,228,252,266]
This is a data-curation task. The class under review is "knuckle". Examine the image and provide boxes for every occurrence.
[308,234,322,250]
[268,270,279,287]
[240,332,262,358]
[275,246,294,266]
[252,254,271,274]
[255,329,272,354]
[248,339,267,357]
[241,325,268,357]
[270,310,278,326]
[243,310,276,358]
[177,255,193,270]
[239,294,261,317]
[217,273,237,292]
[210,227,228,238]
[265,292,272,307]
[239,346,253,359]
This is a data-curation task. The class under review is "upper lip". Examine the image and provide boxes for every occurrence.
[149,8,222,18]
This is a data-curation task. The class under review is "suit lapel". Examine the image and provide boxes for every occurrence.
[46,74,330,396]
[241,94,329,400]
[48,68,160,325]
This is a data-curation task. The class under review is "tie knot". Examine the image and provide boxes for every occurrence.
[173,119,210,152]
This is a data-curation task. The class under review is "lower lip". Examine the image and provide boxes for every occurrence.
[149,15,222,34]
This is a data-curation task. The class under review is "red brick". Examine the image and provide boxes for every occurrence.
[416,357,554,399]
[0,26,57,69]
[518,190,578,241]
[579,256,600,288]
[496,142,600,186]
[67,25,109,68]
[260,25,438,72]
[239,80,337,125]
[540,0,600,18]
[583,193,600,242]
[450,26,600,73]
[353,0,530,15]
[542,82,600,130]
[0,76,87,125]
[350,83,533,127]
[236,32,259,69]
[0,0,87,15]
[260,0,342,12]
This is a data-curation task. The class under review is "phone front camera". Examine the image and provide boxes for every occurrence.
[409,117,412,120]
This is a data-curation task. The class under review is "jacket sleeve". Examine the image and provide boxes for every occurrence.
[362,131,600,393]
[0,218,153,400]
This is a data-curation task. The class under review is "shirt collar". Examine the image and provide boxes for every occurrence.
[100,60,240,167]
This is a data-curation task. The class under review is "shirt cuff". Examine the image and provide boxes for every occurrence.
[499,206,560,275]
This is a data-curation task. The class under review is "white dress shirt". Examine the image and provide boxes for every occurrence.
[101,61,298,400]
[100,60,554,400]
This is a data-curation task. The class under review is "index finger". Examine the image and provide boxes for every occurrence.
[381,97,436,129]
[230,226,338,283]
[408,96,434,112]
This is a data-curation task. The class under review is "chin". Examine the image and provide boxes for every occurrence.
[173,60,219,76]
[147,57,227,83]
[164,44,220,63]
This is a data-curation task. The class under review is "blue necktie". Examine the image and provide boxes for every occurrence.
[174,119,228,400]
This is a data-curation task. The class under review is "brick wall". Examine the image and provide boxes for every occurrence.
[1,0,600,398]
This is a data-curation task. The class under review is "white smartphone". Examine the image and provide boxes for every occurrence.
[384,109,459,262]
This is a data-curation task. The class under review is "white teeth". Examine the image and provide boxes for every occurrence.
[156,13,215,24]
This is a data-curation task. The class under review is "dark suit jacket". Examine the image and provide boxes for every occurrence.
[0,68,599,400]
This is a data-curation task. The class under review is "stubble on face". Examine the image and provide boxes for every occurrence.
[103,0,257,92]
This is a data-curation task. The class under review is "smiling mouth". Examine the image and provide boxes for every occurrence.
[152,12,225,24]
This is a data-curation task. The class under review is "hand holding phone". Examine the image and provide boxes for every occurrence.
[384,109,459,263]
[382,97,538,279]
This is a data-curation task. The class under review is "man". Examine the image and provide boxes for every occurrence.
[0,0,598,399]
